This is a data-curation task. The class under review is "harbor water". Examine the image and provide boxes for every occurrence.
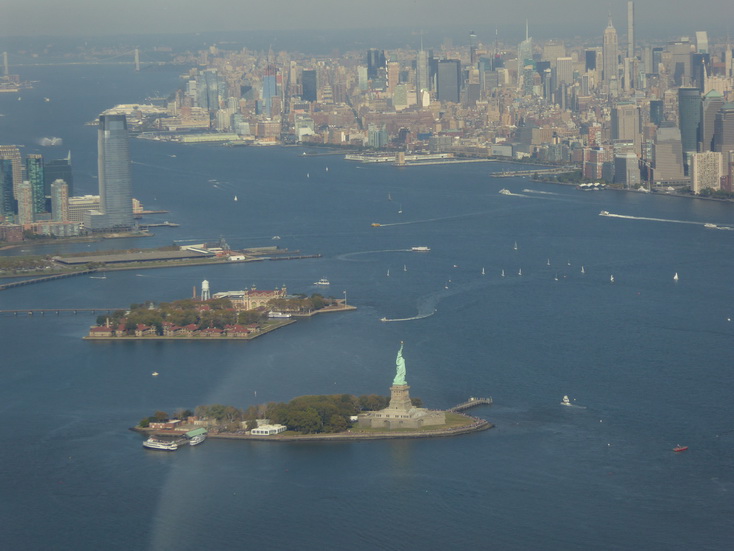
[1,64,733,550]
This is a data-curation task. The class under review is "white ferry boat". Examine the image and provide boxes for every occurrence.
[268,311,292,318]
[313,277,330,286]
[143,438,178,451]
[411,246,430,252]
[499,188,512,195]
[599,210,610,216]
[189,434,206,446]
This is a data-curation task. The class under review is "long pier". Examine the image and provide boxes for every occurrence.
[0,308,124,316]
[449,397,493,412]
[493,167,577,178]
[0,269,95,291]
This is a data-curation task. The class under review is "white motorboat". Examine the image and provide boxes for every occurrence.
[561,395,572,406]
[411,246,430,252]
[143,438,178,451]
[499,188,511,195]
[610,274,615,283]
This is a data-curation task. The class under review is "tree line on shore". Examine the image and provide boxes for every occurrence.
[139,393,424,434]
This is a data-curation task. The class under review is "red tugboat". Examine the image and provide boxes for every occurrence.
[673,445,689,453]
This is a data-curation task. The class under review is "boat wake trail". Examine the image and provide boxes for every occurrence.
[381,310,437,322]
[522,189,560,195]
[599,212,731,227]
[337,249,412,261]
[375,209,495,227]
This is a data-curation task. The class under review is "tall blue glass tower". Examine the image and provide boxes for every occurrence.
[93,114,133,229]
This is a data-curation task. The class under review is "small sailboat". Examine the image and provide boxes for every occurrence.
[398,204,403,214]
[567,260,571,266]
[518,268,522,276]
[325,166,329,172]
[610,274,615,283]
[581,266,585,274]
[673,272,679,281]
[501,269,505,277]
[388,193,392,201]
[547,258,551,266]
[306,173,310,178]
[386,269,390,277]
[481,267,485,275]
[233,195,238,202]
[513,241,518,251]
[554,274,558,281]
[403,264,407,272]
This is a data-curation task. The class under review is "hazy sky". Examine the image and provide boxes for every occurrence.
[3,0,733,39]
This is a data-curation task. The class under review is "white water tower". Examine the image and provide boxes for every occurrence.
[201,280,211,301]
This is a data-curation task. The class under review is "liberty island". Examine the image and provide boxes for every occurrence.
[135,342,491,441]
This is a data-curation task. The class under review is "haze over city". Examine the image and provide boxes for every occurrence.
[3,0,733,39]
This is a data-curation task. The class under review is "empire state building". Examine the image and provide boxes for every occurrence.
[603,15,619,83]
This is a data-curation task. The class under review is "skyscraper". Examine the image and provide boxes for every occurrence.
[699,90,724,152]
[517,21,533,90]
[50,179,69,222]
[301,70,317,102]
[86,114,133,230]
[653,125,685,182]
[0,145,22,197]
[469,30,478,66]
[25,153,45,214]
[0,158,15,222]
[690,151,722,193]
[17,181,34,225]
[649,100,664,126]
[611,102,640,153]
[627,2,635,60]
[603,15,619,83]
[712,102,734,155]
[367,49,385,80]
[44,152,73,197]
[678,88,702,171]
[437,59,461,103]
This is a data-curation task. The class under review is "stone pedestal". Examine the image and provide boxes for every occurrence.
[388,384,412,411]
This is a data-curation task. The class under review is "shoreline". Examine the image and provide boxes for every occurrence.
[83,304,357,340]
[133,414,492,442]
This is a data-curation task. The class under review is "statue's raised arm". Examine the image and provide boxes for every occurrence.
[393,341,407,386]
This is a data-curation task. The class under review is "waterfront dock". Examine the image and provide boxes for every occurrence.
[449,397,493,412]
[492,167,577,178]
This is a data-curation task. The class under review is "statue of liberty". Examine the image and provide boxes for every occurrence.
[393,341,407,386]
